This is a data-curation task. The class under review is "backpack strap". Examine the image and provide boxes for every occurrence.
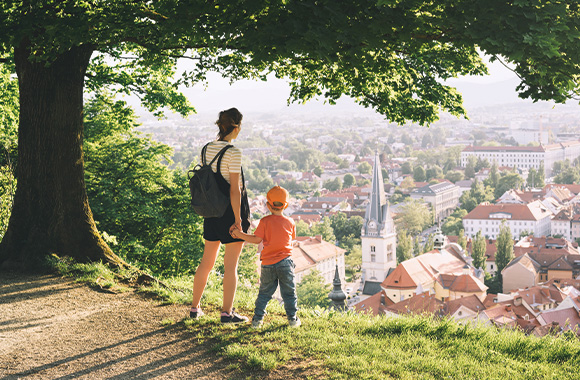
[201,143,210,165]
[202,143,233,170]
[241,167,246,191]
[215,144,233,175]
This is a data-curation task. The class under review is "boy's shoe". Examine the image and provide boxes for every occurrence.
[288,318,301,328]
[221,309,249,324]
[251,319,263,329]
[189,308,204,319]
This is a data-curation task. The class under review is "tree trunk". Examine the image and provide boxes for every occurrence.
[0,42,124,270]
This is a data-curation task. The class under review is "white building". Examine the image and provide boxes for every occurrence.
[461,141,580,177]
[361,152,397,295]
[463,201,552,240]
[410,181,460,223]
[291,235,346,285]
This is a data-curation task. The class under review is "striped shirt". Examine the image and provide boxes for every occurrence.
[201,140,242,185]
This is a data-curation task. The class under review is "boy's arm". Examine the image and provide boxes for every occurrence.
[233,229,263,245]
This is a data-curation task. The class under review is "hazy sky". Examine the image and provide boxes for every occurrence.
[176,55,522,116]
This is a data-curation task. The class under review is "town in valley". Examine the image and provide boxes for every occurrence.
[140,100,580,338]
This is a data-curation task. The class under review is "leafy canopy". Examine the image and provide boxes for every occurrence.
[3,1,579,124]
[83,92,205,276]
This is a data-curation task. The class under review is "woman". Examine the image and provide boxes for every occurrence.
[190,108,250,324]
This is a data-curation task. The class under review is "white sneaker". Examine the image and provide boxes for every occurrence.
[288,318,301,327]
[252,319,263,328]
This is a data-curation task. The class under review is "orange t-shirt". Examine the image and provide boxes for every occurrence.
[253,214,296,266]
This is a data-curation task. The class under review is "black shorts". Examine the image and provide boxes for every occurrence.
[203,204,250,244]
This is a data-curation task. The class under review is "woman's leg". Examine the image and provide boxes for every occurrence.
[222,241,244,313]
[191,240,221,309]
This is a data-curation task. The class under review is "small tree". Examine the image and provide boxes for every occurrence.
[527,167,538,188]
[425,166,443,181]
[345,245,362,281]
[488,162,500,188]
[296,220,312,237]
[343,173,355,188]
[310,218,337,243]
[472,231,487,270]
[445,170,464,183]
[394,198,432,235]
[413,236,423,256]
[457,229,467,250]
[323,177,343,191]
[399,176,415,191]
[358,161,372,175]
[413,166,426,182]
[423,234,435,253]
[464,160,476,179]
[536,162,546,188]
[494,172,524,199]
[495,220,515,290]
[396,230,414,264]
[297,270,331,309]
[401,162,413,175]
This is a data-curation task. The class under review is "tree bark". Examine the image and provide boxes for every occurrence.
[0,42,124,270]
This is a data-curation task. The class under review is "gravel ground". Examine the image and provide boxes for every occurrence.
[0,272,247,379]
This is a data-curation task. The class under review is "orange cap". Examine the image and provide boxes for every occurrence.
[267,186,289,208]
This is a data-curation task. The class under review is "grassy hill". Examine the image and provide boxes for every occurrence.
[57,260,580,380]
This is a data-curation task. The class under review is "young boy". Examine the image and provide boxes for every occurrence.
[231,185,300,328]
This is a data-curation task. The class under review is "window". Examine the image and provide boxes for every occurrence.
[371,254,376,262]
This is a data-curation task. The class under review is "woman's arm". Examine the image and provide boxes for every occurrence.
[231,229,263,244]
[229,172,242,230]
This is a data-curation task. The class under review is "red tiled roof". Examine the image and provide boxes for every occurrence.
[483,294,498,308]
[382,263,418,289]
[482,306,518,327]
[447,274,488,293]
[385,293,445,316]
[538,308,580,332]
[464,201,551,221]
[513,285,565,307]
[544,184,580,196]
[529,252,580,270]
[517,190,545,203]
[546,186,575,202]
[463,145,544,152]
[352,291,383,316]
[445,294,486,316]
[545,278,580,290]
[291,236,345,273]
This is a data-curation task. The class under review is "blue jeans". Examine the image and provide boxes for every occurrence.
[254,257,298,321]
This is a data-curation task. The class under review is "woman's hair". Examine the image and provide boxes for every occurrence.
[216,108,243,140]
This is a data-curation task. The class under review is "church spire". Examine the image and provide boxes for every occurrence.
[366,152,386,224]
[328,264,347,310]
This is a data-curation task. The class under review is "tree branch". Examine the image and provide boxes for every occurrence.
[491,55,523,81]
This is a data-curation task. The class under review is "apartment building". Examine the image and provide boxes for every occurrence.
[410,181,460,223]
[461,141,580,177]
[463,201,552,240]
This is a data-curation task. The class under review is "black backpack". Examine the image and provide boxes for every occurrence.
[187,143,233,218]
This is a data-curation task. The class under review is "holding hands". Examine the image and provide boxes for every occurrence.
[230,224,242,239]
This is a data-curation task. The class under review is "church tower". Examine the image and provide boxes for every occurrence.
[360,152,397,294]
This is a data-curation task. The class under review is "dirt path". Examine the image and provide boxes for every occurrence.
[0,272,245,379]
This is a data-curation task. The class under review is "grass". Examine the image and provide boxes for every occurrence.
[51,259,580,380]
[184,310,580,380]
